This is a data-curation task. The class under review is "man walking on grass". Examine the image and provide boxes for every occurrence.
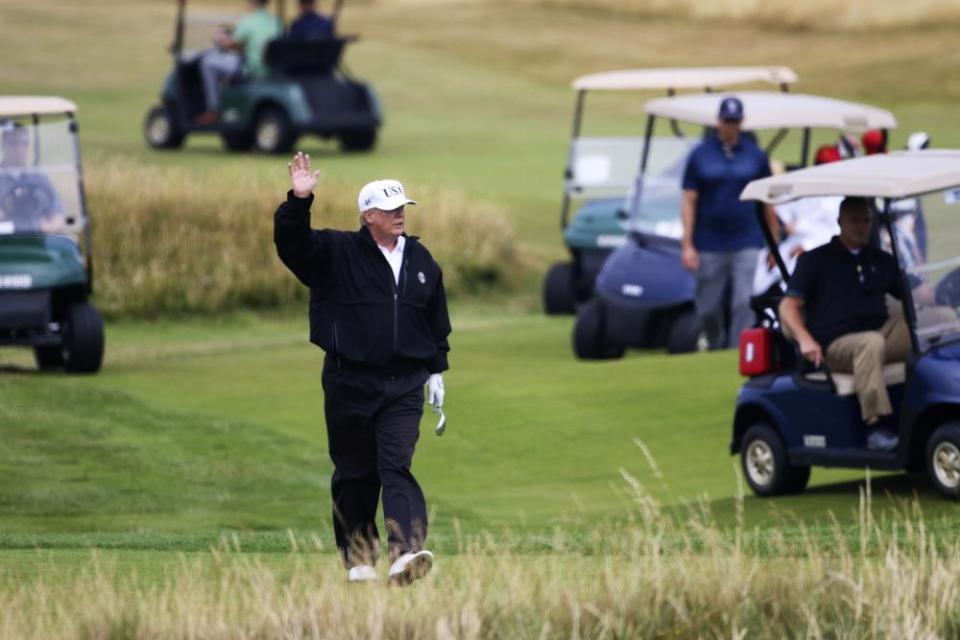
[274,152,451,585]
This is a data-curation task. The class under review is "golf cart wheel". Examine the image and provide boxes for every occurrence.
[926,423,960,499]
[63,302,104,374]
[543,261,575,315]
[741,424,810,497]
[33,345,64,370]
[253,107,297,154]
[338,129,377,153]
[573,298,624,360]
[144,105,185,150]
[666,310,706,354]
[221,129,254,152]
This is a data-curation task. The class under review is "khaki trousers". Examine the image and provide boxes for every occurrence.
[824,310,911,423]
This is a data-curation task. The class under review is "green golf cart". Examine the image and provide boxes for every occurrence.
[144,0,381,153]
[0,97,104,373]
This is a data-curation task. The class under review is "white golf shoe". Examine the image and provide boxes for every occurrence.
[388,550,434,586]
[347,564,378,583]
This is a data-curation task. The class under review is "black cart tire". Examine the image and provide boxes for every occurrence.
[666,310,706,354]
[338,129,378,153]
[144,105,185,150]
[63,302,104,374]
[741,424,810,497]
[573,298,624,360]
[926,423,960,500]
[221,129,254,152]
[543,261,575,315]
[34,345,64,370]
[253,107,297,154]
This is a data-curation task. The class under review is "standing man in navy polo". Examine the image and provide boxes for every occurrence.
[680,96,779,349]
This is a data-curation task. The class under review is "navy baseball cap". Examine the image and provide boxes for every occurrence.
[718,96,744,122]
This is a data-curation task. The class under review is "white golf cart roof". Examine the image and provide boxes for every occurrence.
[740,150,960,203]
[572,67,797,92]
[0,97,77,118]
[644,91,896,132]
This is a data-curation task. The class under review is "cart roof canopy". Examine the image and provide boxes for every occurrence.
[644,91,895,132]
[740,150,960,203]
[572,67,797,92]
[0,97,77,119]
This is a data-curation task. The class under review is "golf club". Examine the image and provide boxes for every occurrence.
[433,403,446,436]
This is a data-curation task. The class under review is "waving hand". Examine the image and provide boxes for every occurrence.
[288,151,321,198]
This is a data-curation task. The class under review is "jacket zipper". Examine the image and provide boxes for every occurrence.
[333,321,341,366]
[393,257,408,352]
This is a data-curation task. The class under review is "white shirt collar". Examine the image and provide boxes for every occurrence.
[378,235,405,284]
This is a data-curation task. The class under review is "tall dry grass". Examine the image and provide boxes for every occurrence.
[85,159,527,317]
[514,0,960,31]
[4,476,960,638]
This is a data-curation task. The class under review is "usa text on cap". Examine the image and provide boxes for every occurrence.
[357,179,418,213]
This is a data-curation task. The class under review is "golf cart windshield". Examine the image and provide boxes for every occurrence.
[0,116,84,236]
[893,190,960,350]
[567,137,643,199]
[628,136,698,238]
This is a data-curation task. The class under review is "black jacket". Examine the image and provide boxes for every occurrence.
[274,191,450,373]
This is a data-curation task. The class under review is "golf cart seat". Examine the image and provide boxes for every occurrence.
[805,362,907,396]
[264,37,351,76]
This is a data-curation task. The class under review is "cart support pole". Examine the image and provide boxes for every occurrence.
[68,113,94,294]
[756,201,789,281]
[561,90,586,230]
[881,199,921,354]
[800,127,811,168]
[628,114,656,224]
[171,0,186,55]
[332,0,346,36]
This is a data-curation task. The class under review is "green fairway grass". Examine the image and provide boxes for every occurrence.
[2,309,958,554]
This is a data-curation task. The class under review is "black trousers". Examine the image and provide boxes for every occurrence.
[322,356,429,566]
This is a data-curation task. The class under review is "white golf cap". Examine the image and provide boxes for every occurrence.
[357,179,417,213]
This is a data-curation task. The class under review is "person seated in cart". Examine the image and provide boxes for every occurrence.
[0,122,65,232]
[778,196,905,452]
[288,0,334,40]
[197,0,282,124]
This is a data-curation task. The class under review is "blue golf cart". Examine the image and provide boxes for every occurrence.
[544,67,798,315]
[574,92,897,359]
[732,150,960,498]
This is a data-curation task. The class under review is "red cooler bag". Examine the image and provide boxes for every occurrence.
[739,327,774,376]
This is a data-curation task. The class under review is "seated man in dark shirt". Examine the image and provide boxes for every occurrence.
[288,0,334,41]
[779,196,906,452]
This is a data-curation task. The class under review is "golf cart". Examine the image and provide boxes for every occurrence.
[144,0,381,153]
[544,67,798,315]
[0,97,104,373]
[733,150,960,498]
[573,91,896,359]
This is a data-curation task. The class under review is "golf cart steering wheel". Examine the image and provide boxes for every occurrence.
[0,181,57,227]
[935,267,960,307]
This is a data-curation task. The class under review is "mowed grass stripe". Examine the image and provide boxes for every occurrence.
[4,311,959,553]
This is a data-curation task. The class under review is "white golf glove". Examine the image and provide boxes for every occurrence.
[426,373,444,408]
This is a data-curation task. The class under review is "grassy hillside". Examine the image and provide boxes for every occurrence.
[3,0,959,267]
